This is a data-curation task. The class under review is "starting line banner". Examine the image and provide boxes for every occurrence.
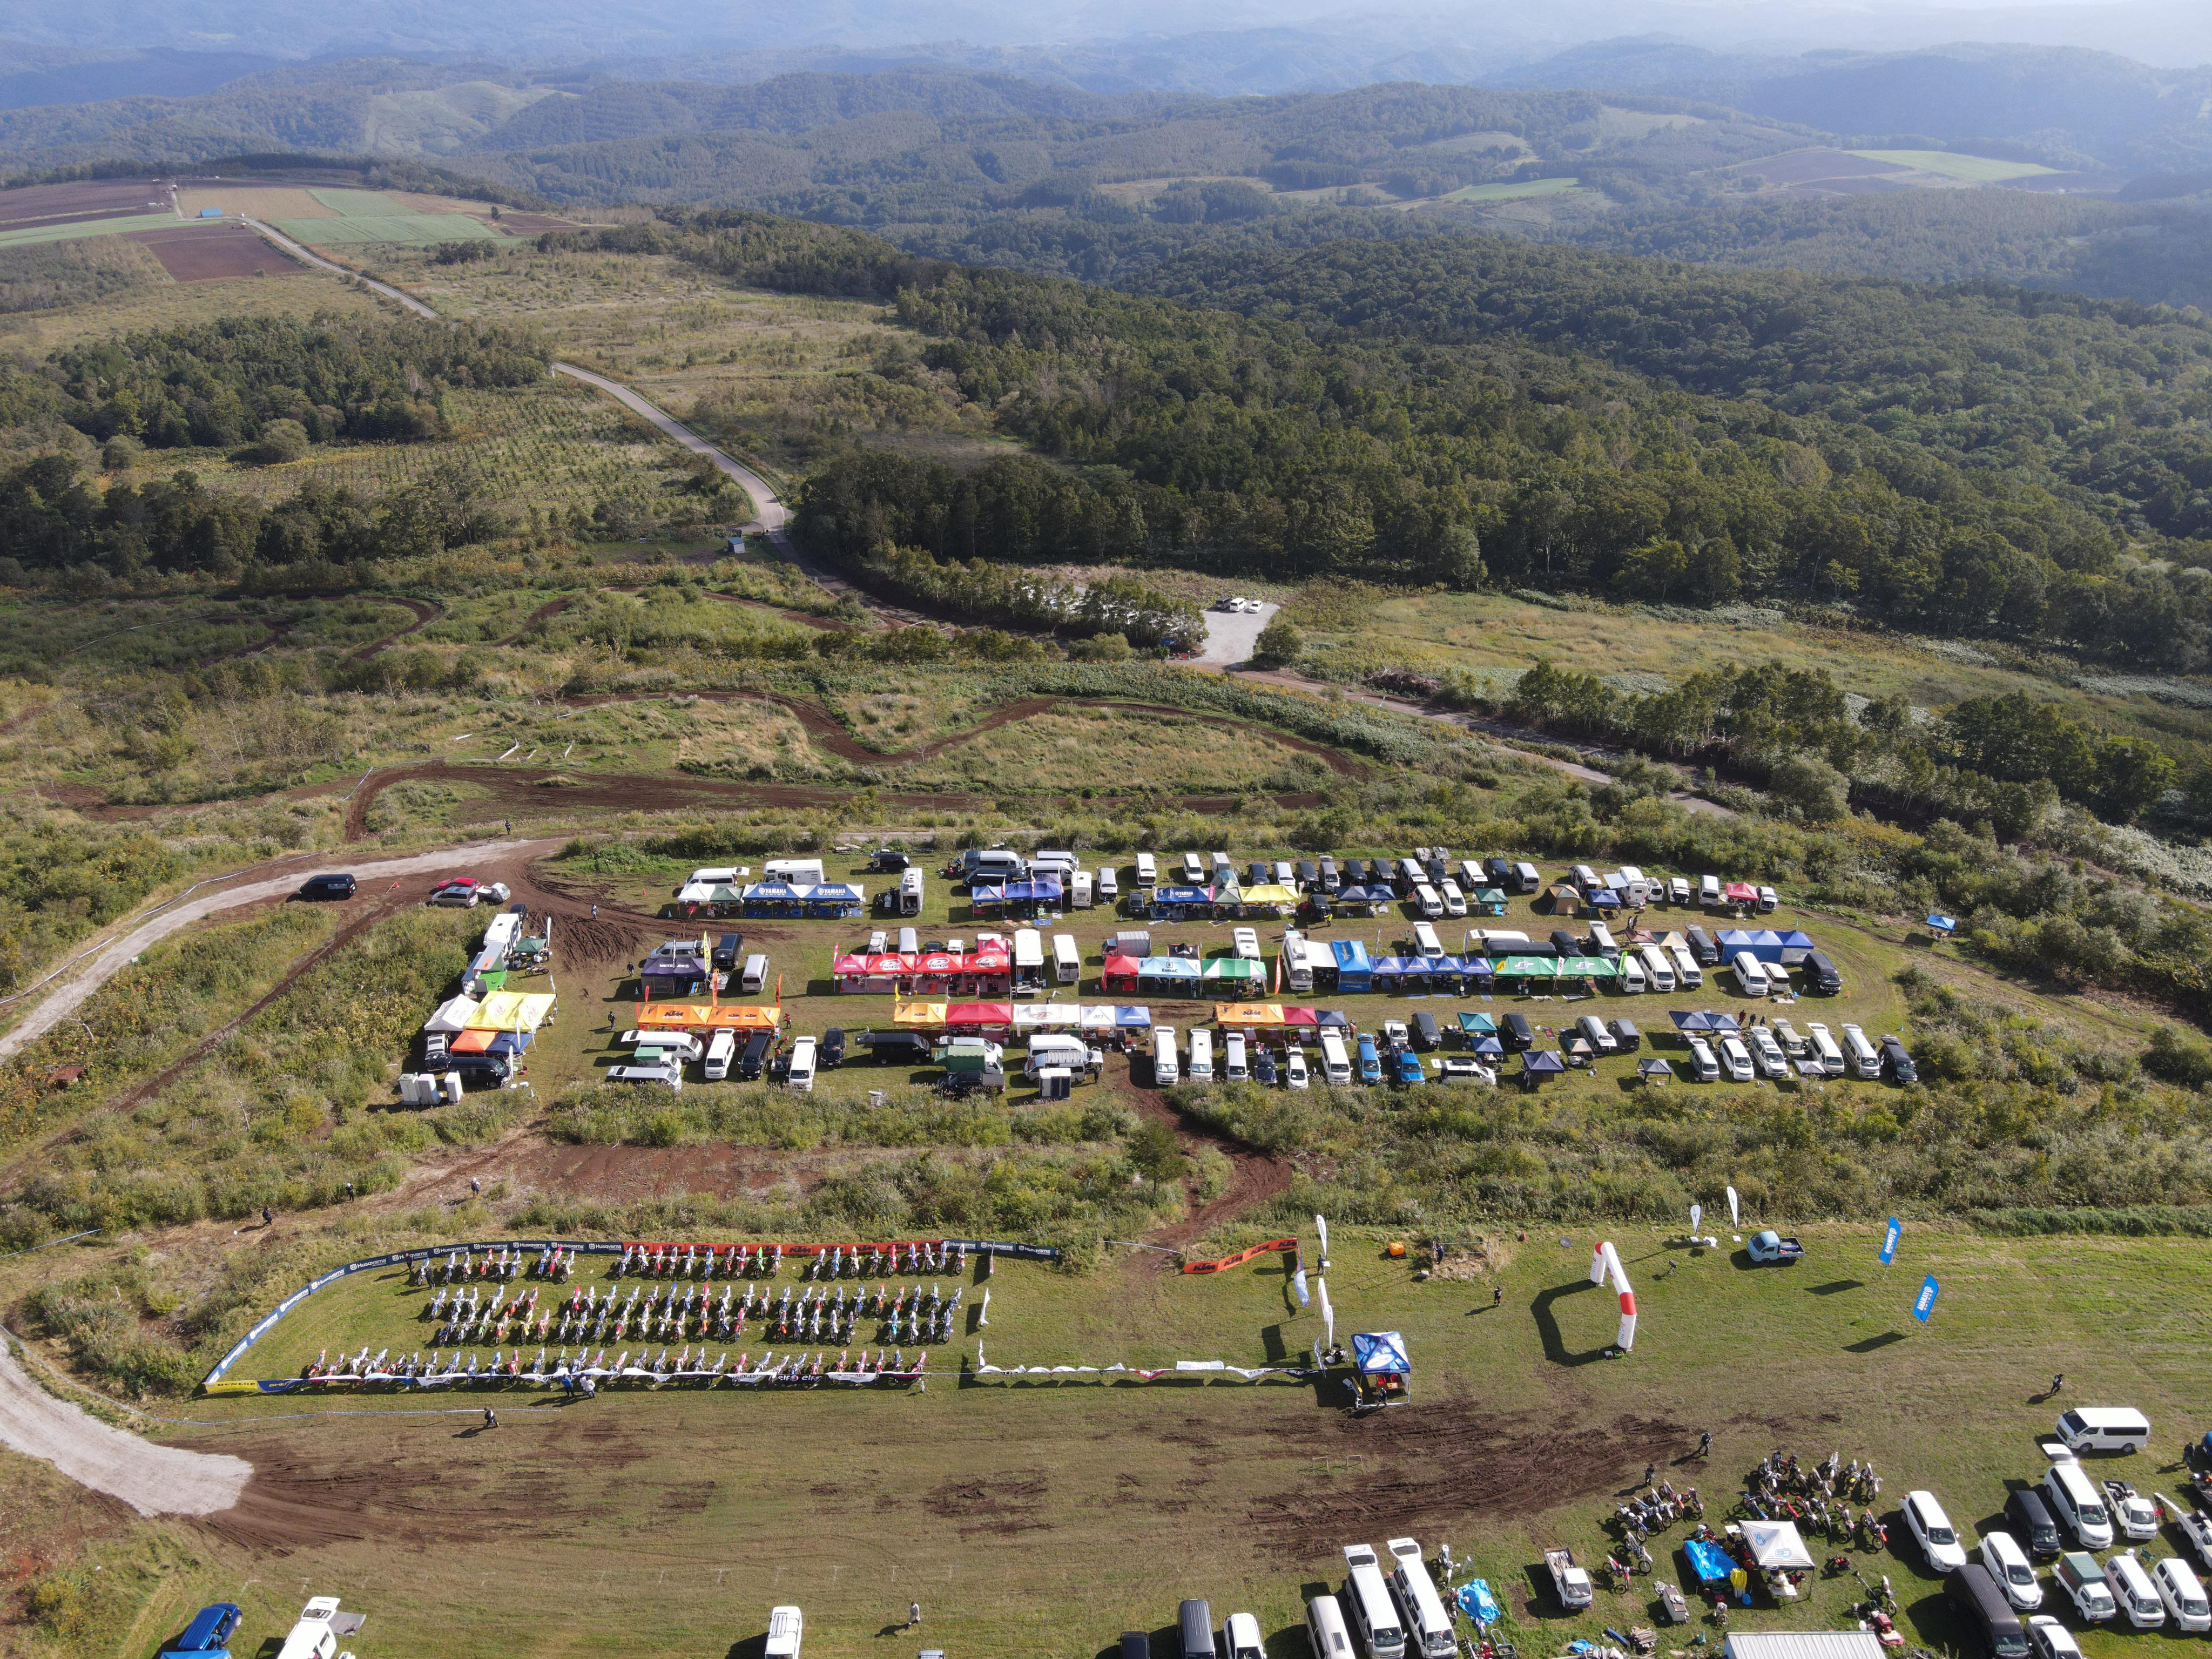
[201,1235,1060,1391]
[972,1345,1315,1385]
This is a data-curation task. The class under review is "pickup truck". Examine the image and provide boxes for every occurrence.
[2055,1552,2118,1622]
[2167,1495,2212,1570]
[1748,1230,1805,1264]
[2103,1480,2161,1541]
[1545,1547,1594,1610]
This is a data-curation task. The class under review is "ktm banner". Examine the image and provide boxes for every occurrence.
[1181,1238,1299,1274]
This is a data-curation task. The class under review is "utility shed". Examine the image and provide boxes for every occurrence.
[1724,1635,1886,1659]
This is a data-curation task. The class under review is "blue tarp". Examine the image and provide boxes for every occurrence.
[1684,1538,1736,1586]
[1458,1580,1502,1626]
[1927,913,1957,934]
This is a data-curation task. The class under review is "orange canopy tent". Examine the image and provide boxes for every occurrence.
[636,1002,783,1033]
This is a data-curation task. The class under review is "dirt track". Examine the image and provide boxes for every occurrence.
[0,1339,251,1518]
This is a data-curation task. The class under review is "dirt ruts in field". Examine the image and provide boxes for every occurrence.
[345,596,443,660]
[1246,1405,1692,1562]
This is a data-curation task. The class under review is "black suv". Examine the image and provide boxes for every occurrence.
[296,873,357,901]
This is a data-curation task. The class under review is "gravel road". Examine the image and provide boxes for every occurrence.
[0,1340,251,1516]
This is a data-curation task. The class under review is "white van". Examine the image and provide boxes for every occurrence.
[1181,852,1206,884]
[2043,1454,2115,1549]
[1189,1029,1215,1083]
[1320,1028,1353,1085]
[1071,870,1094,909]
[1684,1035,1721,1082]
[740,953,768,995]
[275,1597,344,1659]
[1587,920,1617,956]
[1842,1023,1882,1079]
[2057,1407,2152,1454]
[1808,1022,1846,1076]
[1638,943,1675,992]
[1232,926,1262,960]
[1097,867,1119,904]
[1732,950,1770,996]
[1052,933,1081,985]
[704,1030,736,1081]
[1224,1030,1249,1082]
[1153,1026,1179,1086]
[1412,920,1444,957]
[1013,928,1046,995]
[1439,879,1467,918]
[2105,1553,2165,1628]
[1135,853,1157,887]
[765,1604,804,1659]
[1577,1014,1618,1055]
[1031,848,1078,880]
[1619,952,1647,994]
[1026,1034,1094,1078]
[1341,1545,1408,1659]
[1700,873,1722,907]
[785,1036,817,1092]
[1669,944,1703,988]
[1306,1594,1357,1659]
[1282,927,1315,993]
[1386,1538,1456,1659]
[1415,884,1444,920]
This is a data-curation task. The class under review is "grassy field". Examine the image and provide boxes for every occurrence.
[0,213,183,249]
[1851,151,2059,183]
[1287,588,2212,771]
[1430,178,1584,205]
[0,261,387,351]
[50,1221,2209,1659]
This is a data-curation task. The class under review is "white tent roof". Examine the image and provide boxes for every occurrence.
[422,995,480,1034]
[1724,1635,1884,1659]
[1740,1519,1816,1570]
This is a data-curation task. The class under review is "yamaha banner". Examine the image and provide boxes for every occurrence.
[1880,1217,1902,1266]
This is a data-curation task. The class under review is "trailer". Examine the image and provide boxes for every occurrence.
[1545,1548,1595,1610]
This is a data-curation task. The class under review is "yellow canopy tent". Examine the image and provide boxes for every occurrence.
[1213,1003,1287,1026]
[1239,884,1298,906]
[893,1000,949,1030]
[466,990,556,1031]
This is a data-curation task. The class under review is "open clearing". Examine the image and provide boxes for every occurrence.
[75,1223,2212,1659]
[1850,149,2059,183]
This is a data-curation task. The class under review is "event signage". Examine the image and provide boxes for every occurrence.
[1912,1274,1941,1323]
[1880,1217,1902,1266]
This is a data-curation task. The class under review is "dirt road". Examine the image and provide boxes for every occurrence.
[551,362,787,537]
[0,1339,251,1516]
[0,838,558,1062]
[241,220,436,319]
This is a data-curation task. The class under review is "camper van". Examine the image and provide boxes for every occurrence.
[785,1036,818,1092]
[897,868,924,915]
[1808,1022,1846,1076]
[1587,920,1618,957]
[1638,943,1676,992]
[1510,861,1542,894]
[1013,929,1047,995]
[2043,1455,2115,1550]
[1732,950,1770,996]
[1053,933,1082,985]
[960,848,1026,885]
[1188,1029,1215,1083]
[1841,1023,1883,1080]
[1386,1539,1456,1659]
[1699,873,1723,907]
[1341,1545,1408,1659]
[1577,1014,1619,1055]
[1153,1026,1180,1086]
[1224,1030,1249,1082]
[764,858,826,887]
[1025,1035,1096,1078]
[1178,1600,1217,1659]
[1320,1029,1353,1085]
[1282,928,1315,993]
[1307,1595,1357,1659]
[704,1030,736,1081]
[1071,870,1094,909]
[1031,848,1078,880]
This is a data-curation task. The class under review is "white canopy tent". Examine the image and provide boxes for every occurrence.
[1741,1520,1816,1572]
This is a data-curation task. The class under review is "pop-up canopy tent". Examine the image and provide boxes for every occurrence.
[635,1002,782,1032]
[1214,1002,1287,1026]
[1240,883,1298,910]
[1636,1057,1675,1084]
[1670,1009,1741,1033]
[894,1000,949,1029]
[423,995,481,1034]
[469,990,555,1031]
[1521,1050,1567,1083]
[1350,1330,1410,1408]
[1458,1010,1498,1035]
[1742,1519,1815,1572]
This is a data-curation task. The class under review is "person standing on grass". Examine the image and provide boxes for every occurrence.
[1699,1429,1712,1458]
[908,1603,921,1629]
[261,1205,273,1229]
[484,1407,497,1430]
[2050,1372,2064,1397]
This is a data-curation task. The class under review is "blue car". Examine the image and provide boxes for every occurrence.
[1357,1033,1383,1083]
[1394,1048,1425,1085]
[161,1602,241,1659]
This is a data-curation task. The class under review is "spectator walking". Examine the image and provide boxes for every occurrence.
[1698,1429,1712,1458]
[908,1603,922,1629]
[2049,1371,2064,1397]
[261,1204,273,1229]
[483,1406,497,1430]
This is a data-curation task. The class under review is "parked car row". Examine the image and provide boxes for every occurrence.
[1133,1536,1455,1659]
[1898,1411,2209,1659]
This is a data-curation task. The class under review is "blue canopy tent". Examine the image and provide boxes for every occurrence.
[1458,1010,1498,1036]
[740,880,808,918]
[1350,1330,1411,1410]
[1717,928,1789,964]
[1331,939,1372,993]
[1776,929,1817,966]
[1670,1009,1739,1034]
[801,882,867,918]
[1312,1008,1352,1028]
[1136,956,1203,995]
[1469,1034,1505,1059]
[1926,913,1958,937]
[1151,885,1216,919]
[1372,955,1414,990]
[1520,1050,1567,1086]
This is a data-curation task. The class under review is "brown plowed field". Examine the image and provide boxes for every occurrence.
[125,221,302,281]
[0,178,168,228]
